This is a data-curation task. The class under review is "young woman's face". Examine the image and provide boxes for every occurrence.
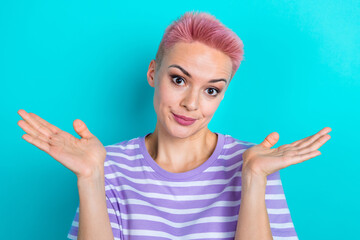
[147,41,233,138]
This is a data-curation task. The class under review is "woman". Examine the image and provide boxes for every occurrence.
[17,11,331,240]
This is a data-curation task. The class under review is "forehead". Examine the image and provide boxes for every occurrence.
[162,41,232,80]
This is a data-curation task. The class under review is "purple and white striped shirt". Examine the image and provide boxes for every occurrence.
[67,132,298,240]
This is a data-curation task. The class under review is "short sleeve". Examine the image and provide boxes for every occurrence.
[266,170,298,240]
[67,181,123,240]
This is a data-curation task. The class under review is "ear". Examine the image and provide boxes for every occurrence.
[147,59,156,88]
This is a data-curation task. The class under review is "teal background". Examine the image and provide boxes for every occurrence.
[1,0,359,239]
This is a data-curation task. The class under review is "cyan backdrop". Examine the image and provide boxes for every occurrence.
[1,0,359,239]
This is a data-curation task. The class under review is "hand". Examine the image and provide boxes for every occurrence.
[242,127,332,178]
[17,109,107,179]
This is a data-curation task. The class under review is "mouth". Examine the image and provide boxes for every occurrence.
[172,112,197,126]
[172,113,196,121]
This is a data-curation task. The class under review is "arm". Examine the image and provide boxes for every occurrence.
[16,110,117,239]
[234,127,332,239]
[77,168,114,240]
[234,172,272,240]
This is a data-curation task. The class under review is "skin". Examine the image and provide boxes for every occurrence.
[145,41,232,172]
[17,40,332,239]
[17,109,113,240]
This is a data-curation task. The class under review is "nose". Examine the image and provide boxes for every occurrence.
[181,89,199,111]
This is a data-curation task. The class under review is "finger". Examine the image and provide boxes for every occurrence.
[73,119,93,139]
[290,135,312,147]
[284,149,321,166]
[297,134,331,155]
[260,132,279,149]
[22,133,50,153]
[29,112,61,134]
[18,119,50,143]
[296,127,332,149]
[17,110,53,138]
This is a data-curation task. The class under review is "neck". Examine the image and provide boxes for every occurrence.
[145,123,218,173]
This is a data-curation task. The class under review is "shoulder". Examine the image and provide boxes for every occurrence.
[215,133,257,164]
[221,132,257,150]
[104,135,142,150]
[102,135,145,182]
[103,135,144,162]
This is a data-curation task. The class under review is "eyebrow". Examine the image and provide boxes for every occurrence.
[168,64,228,84]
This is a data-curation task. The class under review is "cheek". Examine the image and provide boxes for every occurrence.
[153,81,178,112]
[201,99,221,118]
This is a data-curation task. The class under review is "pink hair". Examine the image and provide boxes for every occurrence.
[155,11,244,79]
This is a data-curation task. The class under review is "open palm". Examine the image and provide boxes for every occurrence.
[17,109,107,179]
[242,127,332,177]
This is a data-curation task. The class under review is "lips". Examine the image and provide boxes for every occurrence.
[172,112,197,126]
[172,113,196,121]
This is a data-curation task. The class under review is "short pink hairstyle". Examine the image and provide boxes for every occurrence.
[155,11,244,80]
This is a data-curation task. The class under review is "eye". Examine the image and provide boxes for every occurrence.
[206,88,220,97]
[170,75,185,86]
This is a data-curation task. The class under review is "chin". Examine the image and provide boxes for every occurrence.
[167,126,194,139]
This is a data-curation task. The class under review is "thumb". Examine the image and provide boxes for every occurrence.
[260,132,279,149]
[73,119,93,139]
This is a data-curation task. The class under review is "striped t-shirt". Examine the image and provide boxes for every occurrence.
[67,132,298,240]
